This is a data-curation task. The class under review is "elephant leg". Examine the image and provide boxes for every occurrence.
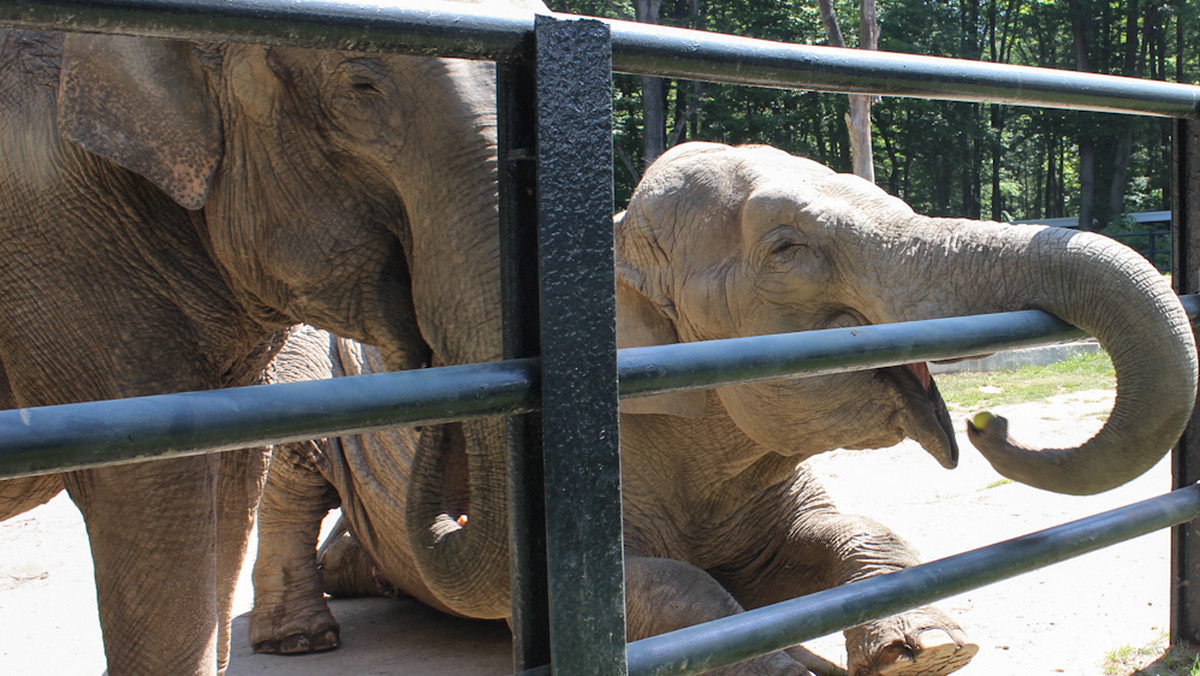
[625,555,813,676]
[720,470,976,676]
[250,440,341,655]
[215,448,269,673]
[65,455,222,676]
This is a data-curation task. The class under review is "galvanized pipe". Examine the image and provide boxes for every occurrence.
[625,484,1200,676]
[0,359,541,478]
[0,0,1198,117]
[0,0,532,56]
[618,307,1083,399]
[0,298,1195,479]
[606,18,1200,117]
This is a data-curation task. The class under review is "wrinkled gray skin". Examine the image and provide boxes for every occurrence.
[0,7,524,671]
[253,143,1197,675]
[256,330,973,676]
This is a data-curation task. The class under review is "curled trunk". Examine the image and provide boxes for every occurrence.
[934,220,1196,495]
[405,418,512,618]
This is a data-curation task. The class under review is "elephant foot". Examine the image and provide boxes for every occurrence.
[254,628,341,655]
[250,538,342,656]
[845,606,977,676]
[249,603,341,655]
[873,630,976,676]
[318,525,401,598]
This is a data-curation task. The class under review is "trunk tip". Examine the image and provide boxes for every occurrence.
[966,411,1008,457]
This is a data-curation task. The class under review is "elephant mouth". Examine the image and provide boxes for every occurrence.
[888,363,959,469]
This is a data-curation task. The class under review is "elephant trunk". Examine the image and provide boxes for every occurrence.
[405,418,513,618]
[929,219,1197,495]
[387,56,517,619]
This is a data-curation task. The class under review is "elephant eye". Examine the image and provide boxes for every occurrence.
[350,79,381,94]
[769,239,804,258]
[340,58,388,97]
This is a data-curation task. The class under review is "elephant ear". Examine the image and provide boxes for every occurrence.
[616,264,707,419]
[57,33,222,211]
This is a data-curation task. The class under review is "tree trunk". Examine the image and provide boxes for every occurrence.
[817,0,846,46]
[819,0,878,182]
[635,0,666,169]
[1108,120,1136,220]
[1176,3,1184,83]
[845,97,874,182]
[1103,0,1141,222]
[990,105,1005,221]
[986,0,1020,221]
[876,111,903,197]
[1078,137,1095,228]
[1069,0,1096,229]
[641,74,666,167]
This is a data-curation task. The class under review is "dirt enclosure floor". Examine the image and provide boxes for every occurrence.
[0,389,1184,675]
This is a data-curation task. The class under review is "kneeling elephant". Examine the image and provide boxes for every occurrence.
[252,142,1197,676]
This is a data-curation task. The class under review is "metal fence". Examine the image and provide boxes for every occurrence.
[1018,211,1173,271]
[1109,229,1173,272]
[2,2,1200,675]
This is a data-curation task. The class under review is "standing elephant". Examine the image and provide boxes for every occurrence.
[252,142,1197,675]
[0,0,546,668]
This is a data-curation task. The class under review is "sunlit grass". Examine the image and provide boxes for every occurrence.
[936,348,1115,410]
[1104,632,1200,675]
[979,478,1013,491]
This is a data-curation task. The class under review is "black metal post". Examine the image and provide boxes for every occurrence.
[1172,116,1200,645]
[534,15,626,674]
[499,35,552,672]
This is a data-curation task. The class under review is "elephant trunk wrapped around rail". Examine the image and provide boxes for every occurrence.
[253,142,1197,676]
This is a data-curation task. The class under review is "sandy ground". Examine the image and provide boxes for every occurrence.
[0,389,1182,675]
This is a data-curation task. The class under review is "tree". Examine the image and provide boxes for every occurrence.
[818,0,879,181]
[548,0,1191,224]
[635,0,668,168]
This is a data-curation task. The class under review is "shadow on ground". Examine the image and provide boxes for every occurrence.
[1123,641,1200,676]
[227,597,512,675]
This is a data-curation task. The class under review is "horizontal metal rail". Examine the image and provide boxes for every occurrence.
[0,296,1194,479]
[1,0,1198,117]
[622,483,1200,676]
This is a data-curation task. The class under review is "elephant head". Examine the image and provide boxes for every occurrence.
[616,142,1197,496]
[53,33,514,372]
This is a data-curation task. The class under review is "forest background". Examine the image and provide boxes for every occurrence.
[548,0,1198,240]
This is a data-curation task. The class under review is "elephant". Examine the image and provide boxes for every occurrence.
[0,0,551,668]
[250,142,1197,675]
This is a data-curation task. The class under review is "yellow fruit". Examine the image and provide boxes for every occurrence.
[972,411,994,430]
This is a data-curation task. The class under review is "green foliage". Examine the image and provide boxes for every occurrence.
[551,0,856,203]
[548,0,1192,225]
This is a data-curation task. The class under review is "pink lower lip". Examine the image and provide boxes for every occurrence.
[907,362,933,393]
